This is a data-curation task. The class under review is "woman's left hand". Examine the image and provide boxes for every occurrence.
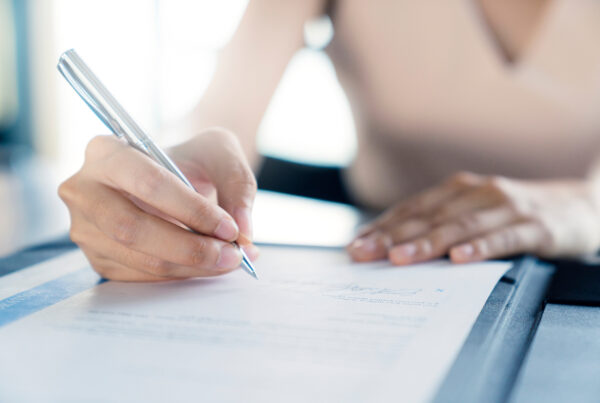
[347,172,600,265]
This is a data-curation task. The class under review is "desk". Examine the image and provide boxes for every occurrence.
[1,238,599,402]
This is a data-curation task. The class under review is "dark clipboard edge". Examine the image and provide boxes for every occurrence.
[433,256,555,403]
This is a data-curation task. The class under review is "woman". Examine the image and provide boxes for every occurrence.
[58,0,600,281]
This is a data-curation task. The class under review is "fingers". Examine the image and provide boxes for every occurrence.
[385,218,432,247]
[82,252,169,282]
[449,223,549,263]
[348,173,490,262]
[60,134,258,283]
[388,207,518,265]
[429,186,504,225]
[89,136,240,242]
[348,172,519,264]
[356,171,483,238]
[348,219,431,262]
[73,181,243,271]
[77,223,240,280]
[346,230,394,262]
[347,172,567,266]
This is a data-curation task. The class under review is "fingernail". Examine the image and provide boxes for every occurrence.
[349,237,377,253]
[396,243,417,258]
[454,244,474,260]
[214,218,238,241]
[390,243,418,265]
[235,207,253,239]
[217,245,242,269]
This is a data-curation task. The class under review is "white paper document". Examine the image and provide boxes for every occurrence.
[0,247,510,403]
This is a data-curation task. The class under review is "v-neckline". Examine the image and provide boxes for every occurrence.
[472,0,554,66]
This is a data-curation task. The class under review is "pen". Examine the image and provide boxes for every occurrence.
[57,49,258,280]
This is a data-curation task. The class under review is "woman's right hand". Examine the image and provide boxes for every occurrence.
[58,128,258,281]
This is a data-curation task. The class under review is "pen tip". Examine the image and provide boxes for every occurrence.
[239,247,258,280]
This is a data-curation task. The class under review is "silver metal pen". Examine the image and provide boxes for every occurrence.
[57,49,258,279]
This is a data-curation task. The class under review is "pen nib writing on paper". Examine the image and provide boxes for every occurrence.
[237,244,258,279]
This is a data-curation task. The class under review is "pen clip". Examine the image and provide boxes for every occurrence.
[57,54,125,139]
[56,49,149,154]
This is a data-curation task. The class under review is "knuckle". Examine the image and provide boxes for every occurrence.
[484,175,509,194]
[235,176,257,198]
[57,178,76,204]
[85,135,114,161]
[204,126,241,144]
[84,136,104,158]
[211,127,237,142]
[183,199,212,231]
[194,240,220,268]
[245,172,258,192]
[134,167,167,199]
[454,214,482,233]
[69,227,85,246]
[200,127,241,150]
[59,178,97,213]
[222,169,257,204]
[143,256,171,277]
[228,164,256,188]
[110,213,140,245]
[448,171,478,188]
[391,219,428,240]
[184,237,211,266]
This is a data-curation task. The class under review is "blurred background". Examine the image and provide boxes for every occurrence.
[0,0,357,255]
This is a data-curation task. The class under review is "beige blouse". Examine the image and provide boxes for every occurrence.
[325,0,600,208]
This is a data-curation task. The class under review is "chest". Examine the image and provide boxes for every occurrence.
[329,0,600,140]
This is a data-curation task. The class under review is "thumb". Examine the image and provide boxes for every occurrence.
[192,129,257,242]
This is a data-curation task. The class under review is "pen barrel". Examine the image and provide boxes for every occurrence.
[58,50,196,192]
[57,49,150,153]
[141,140,196,191]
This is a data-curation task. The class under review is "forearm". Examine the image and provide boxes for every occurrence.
[189,0,325,170]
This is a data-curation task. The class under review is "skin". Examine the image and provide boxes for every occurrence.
[60,0,600,280]
[347,172,600,265]
[476,0,551,62]
[59,129,259,281]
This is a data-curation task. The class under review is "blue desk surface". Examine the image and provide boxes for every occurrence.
[0,235,76,277]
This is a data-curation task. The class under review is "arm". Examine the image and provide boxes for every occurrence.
[190,0,326,168]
